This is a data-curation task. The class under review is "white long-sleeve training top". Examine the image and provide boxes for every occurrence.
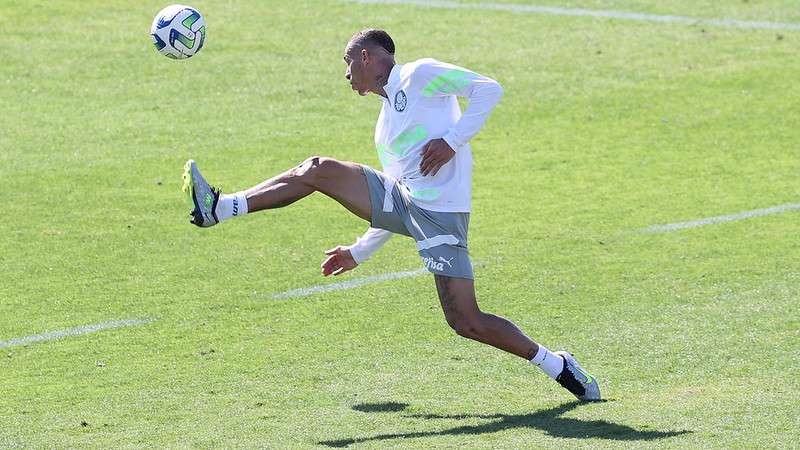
[346,58,504,263]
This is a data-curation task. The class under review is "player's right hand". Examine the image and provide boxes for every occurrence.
[321,246,358,276]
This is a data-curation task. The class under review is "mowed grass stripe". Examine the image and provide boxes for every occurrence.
[269,262,483,299]
[269,267,429,299]
[352,0,800,31]
[641,203,800,233]
[269,202,800,301]
[0,318,155,349]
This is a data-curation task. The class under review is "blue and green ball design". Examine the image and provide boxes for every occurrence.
[150,4,206,60]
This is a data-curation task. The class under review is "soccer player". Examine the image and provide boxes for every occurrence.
[183,29,600,401]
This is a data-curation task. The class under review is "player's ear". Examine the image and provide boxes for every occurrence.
[361,47,369,64]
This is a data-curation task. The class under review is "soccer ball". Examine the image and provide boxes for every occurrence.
[150,5,206,59]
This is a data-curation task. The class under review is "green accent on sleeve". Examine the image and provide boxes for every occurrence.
[422,70,472,97]
[410,188,441,201]
[377,125,429,165]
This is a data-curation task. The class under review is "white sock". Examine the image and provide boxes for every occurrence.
[530,344,564,380]
[215,192,249,221]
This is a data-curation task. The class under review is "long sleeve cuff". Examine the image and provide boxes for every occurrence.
[345,227,393,264]
[442,132,463,153]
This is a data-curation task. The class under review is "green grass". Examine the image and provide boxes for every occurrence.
[1,0,799,447]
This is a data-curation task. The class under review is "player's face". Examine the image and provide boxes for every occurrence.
[343,45,370,96]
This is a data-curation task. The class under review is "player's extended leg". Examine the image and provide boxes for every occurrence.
[182,156,371,227]
[433,274,601,401]
[243,156,371,220]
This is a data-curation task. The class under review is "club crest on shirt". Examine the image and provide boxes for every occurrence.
[394,90,407,112]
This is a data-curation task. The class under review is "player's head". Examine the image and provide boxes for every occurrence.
[343,29,395,96]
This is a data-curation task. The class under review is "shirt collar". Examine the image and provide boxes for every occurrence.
[381,63,402,100]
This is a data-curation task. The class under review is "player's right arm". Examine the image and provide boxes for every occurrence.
[418,59,504,153]
[412,59,504,176]
[321,227,393,276]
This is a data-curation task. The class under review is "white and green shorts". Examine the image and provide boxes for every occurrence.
[362,166,474,280]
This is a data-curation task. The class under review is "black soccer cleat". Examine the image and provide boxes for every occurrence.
[182,159,221,227]
[555,351,601,401]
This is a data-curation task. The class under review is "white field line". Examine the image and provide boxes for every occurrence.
[641,203,800,233]
[270,267,429,299]
[0,318,155,349]
[351,0,800,31]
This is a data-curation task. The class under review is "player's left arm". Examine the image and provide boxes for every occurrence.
[419,60,504,176]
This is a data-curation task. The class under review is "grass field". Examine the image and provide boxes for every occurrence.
[1,0,799,448]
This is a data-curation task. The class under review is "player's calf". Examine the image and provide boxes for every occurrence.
[446,314,489,341]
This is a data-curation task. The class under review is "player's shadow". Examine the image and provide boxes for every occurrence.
[319,401,691,447]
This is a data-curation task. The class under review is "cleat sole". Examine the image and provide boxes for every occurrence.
[182,159,195,207]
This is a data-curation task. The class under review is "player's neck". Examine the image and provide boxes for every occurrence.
[374,61,395,98]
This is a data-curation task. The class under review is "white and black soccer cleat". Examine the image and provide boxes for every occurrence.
[182,159,220,227]
[554,351,601,402]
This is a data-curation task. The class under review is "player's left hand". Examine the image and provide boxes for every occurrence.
[321,246,358,276]
[419,139,455,176]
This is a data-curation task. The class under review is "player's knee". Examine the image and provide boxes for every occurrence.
[294,156,340,187]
